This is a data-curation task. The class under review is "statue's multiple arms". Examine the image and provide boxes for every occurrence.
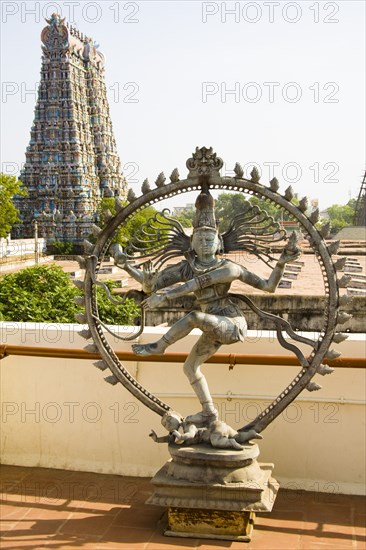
[142,263,242,308]
[111,244,145,284]
[112,237,301,308]
[142,246,301,309]
[239,244,301,293]
[111,244,185,293]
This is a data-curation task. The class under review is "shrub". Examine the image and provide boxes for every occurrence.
[96,281,140,326]
[47,240,75,255]
[0,264,139,326]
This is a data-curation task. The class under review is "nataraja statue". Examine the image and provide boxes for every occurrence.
[111,187,301,441]
[80,147,348,449]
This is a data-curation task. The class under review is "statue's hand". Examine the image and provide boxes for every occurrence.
[142,292,168,309]
[279,231,302,264]
[149,430,158,442]
[279,247,302,264]
[110,243,128,269]
[142,260,158,294]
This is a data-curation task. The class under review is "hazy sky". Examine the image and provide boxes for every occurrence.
[1,0,365,211]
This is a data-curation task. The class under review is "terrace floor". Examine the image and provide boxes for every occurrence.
[0,465,365,550]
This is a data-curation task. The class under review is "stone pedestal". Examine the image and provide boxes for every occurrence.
[147,443,279,541]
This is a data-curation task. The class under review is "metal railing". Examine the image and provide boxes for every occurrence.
[0,345,363,368]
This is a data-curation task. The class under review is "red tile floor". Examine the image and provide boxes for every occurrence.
[0,465,365,549]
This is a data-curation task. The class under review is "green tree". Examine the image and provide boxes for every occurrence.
[172,214,193,228]
[326,199,356,234]
[215,193,281,232]
[172,206,195,228]
[0,174,27,238]
[47,240,75,255]
[98,198,158,248]
[248,196,281,220]
[0,264,139,325]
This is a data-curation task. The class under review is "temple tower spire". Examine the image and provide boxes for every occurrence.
[14,13,127,243]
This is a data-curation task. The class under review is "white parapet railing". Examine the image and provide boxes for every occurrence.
[0,322,365,495]
[0,237,47,259]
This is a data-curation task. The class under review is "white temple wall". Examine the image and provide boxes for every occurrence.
[0,323,365,495]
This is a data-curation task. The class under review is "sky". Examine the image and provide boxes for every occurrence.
[0,0,365,212]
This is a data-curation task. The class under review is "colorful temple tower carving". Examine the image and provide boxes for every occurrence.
[14,13,127,242]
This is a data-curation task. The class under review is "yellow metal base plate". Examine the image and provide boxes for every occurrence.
[164,508,255,542]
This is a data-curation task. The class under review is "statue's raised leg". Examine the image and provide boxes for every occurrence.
[132,311,218,356]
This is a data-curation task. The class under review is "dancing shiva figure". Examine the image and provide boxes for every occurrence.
[112,190,301,437]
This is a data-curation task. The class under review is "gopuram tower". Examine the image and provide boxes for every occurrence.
[14,13,127,242]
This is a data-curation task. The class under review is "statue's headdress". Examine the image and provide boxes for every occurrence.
[124,197,285,269]
[192,190,217,231]
[123,147,286,268]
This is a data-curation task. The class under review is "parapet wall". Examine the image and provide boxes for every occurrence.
[0,322,365,495]
[0,237,46,259]
[145,294,366,332]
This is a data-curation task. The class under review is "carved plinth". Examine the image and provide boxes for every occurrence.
[147,443,279,541]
